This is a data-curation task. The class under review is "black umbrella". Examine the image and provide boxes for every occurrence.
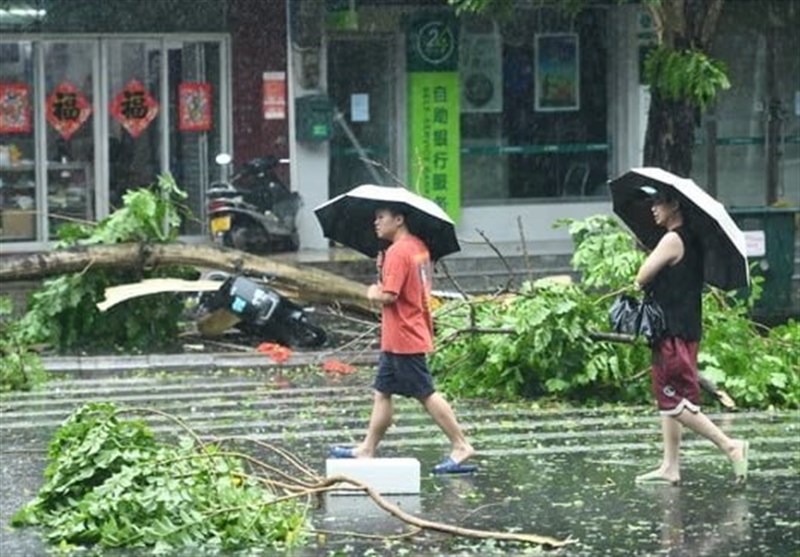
[609,167,749,291]
[313,184,460,261]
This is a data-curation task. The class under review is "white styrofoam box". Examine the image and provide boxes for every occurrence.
[325,458,421,495]
[323,493,421,518]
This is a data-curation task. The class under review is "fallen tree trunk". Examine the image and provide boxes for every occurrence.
[0,243,374,314]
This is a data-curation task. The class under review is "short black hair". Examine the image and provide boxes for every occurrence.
[377,202,408,217]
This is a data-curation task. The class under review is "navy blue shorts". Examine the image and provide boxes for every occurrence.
[373,352,435,399]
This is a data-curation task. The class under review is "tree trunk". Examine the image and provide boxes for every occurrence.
[644,0,725,176]
[0,243,374,314]
[643,95,696,177]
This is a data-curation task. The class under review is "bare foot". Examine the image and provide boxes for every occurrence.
[449,443,475,464]
[635,467,680,485]
[727,439,746,463]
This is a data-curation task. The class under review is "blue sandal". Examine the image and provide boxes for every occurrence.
[329,446,357,459]
[432,457,478,474]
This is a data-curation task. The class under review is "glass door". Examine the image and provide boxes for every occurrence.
[327,37,396,197]
[42,40,97,238]
[105,39,163,210]
[0,41,37,242]
[166,41,223,234]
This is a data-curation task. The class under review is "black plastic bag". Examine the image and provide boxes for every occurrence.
[609,294,641,336]
[638,294,666,343]
[609,293,665,343]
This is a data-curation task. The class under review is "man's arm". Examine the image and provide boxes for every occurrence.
[635,232,683,287]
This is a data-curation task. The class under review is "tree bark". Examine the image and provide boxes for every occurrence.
[644,0,725,176]
[0,243,375,314]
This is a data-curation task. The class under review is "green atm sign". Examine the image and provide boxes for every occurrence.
[407,13,460,222]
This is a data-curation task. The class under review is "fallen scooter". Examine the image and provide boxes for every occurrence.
[197,275,327,349]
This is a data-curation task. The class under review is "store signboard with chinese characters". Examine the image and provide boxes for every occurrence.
[0,83,32,134]
[407,13,461,221]
[178,82,212,132]
[45,81,92,140]
[110,80,159,138]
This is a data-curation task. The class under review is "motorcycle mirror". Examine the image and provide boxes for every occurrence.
[215,153,233,166]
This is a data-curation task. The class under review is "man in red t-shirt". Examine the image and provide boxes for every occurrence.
[329,205,476,473]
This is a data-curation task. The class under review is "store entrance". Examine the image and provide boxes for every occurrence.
[327,36,397,198]
[0,35,227,248]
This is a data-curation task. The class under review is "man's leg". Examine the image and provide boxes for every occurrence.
[675,409,746,462]
[661,415,682,475]
[354,390,393,458]
[636,415,682,483]
[420,392,474,463]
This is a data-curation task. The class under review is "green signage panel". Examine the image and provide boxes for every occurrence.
[407,13,460,221]
[408,71,461,222]
[406,13,459,72]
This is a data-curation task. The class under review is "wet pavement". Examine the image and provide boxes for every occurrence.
[1,363,798,556]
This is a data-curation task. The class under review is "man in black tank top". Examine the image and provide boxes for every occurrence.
[632,187,749,485]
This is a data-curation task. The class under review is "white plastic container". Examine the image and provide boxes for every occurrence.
[325,457,421,495]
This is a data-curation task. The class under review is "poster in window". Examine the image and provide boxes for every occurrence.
[46,81,93,140]
[0,83,32,134]
[178,82,212,132]
[262,72,286,120]
[534,33,580,112]
[460,25,503,113]
[109,80,159,139]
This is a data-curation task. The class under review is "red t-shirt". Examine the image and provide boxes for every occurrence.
[380,235,434,353]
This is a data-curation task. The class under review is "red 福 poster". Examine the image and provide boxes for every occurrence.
[109,80,159,138]
[45,81,92,140]
[262,71,286,120]
[0,83,32,134]
[178,82,212,132]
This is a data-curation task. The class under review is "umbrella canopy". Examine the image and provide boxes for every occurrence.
[313,184,460,261]
[609,167,749,291]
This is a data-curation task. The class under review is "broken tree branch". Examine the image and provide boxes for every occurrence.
[0,242,374,314]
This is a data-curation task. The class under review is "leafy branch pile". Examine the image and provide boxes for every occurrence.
[1,175,196,391]
[12,403,310,553]
[12,402,571,553]
[430,216,800,408]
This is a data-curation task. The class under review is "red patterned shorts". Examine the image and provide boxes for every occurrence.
[651,337,701,415]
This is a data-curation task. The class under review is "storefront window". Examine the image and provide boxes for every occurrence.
[43,41,96,238]
[321,3,612,212]
[1,35,228,250]
[460,8,610,203]
[167,41,223,235]
[106,39,163,209]
[0,41,37,242]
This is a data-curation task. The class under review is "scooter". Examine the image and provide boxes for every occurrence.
[198,274,327,348]
[207,154,301,254]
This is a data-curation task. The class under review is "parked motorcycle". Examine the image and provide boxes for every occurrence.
[207,154,301,254]
[199,274,327,348]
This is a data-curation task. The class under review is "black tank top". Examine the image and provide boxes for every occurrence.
[648,227,703,341]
